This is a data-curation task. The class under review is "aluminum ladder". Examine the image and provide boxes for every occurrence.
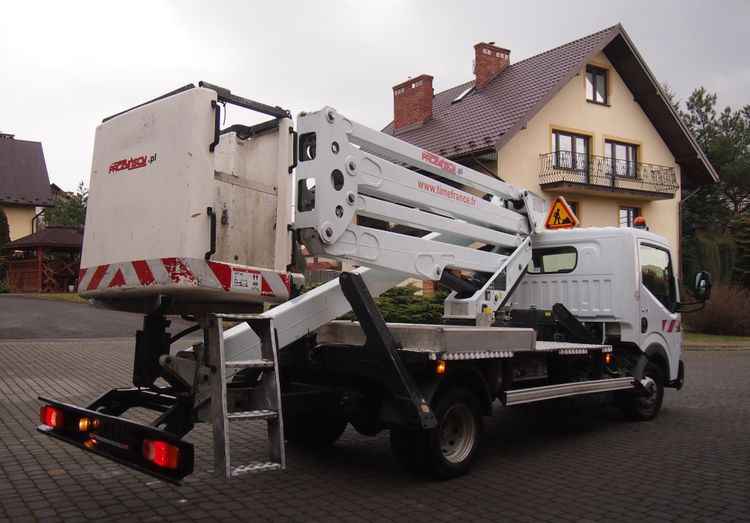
[205,315,285,477]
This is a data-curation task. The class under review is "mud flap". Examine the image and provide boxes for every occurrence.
[627,354,651,397]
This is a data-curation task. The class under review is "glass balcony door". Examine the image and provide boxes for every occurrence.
[605,140,638,180]
[553,130,589,183]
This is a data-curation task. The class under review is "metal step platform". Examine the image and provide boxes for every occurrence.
[206,315,285,477]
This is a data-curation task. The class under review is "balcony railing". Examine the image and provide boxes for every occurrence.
[539,152,678,198]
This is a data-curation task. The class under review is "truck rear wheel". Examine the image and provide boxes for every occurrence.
[622,362,664,421]
[390,388,483,478]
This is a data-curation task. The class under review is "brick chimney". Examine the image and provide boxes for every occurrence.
[473,42,510,88]
[392,74,433,132]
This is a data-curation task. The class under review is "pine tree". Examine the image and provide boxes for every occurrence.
[43,182,88,228]
[677,88,750,285]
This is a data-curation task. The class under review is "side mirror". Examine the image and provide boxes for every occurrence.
[694,271,712,301]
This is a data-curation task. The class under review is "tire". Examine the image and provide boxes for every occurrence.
[622,361,664,421]
[429,388,485,478]
[283,411,348,446]
[390,388,484,478]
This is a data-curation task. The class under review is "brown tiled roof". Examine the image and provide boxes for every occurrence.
[382,26,617,157]
[382,25,718,185]
[0,136,52,206]
[2,226,82,249]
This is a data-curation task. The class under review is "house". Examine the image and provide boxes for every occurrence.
[0,133,52,240]
[383,24,718,277]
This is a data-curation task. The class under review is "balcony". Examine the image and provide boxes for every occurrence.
[539,152,678,200]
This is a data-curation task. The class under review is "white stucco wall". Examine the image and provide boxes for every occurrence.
[1,203,36,241]
[497,52,681,267]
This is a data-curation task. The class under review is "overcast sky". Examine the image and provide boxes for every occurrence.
[1,0,748,191]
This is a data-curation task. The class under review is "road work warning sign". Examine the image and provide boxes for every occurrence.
[545,197,579,229]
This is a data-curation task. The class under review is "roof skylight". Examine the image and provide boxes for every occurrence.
[451,86,475,104]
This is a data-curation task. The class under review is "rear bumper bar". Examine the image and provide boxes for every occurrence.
[37,396,194,484]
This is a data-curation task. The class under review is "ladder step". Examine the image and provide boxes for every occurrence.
[225,359,274,369]
[216,313,265,321]
[230,461,282,476]
[227,409,278,421]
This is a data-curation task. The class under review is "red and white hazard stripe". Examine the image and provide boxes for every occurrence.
[78,258,298,304]
[661,319,681,333]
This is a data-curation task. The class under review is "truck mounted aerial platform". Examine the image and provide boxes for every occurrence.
[37,84,710,483]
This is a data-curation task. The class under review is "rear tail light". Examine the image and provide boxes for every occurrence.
[40,406,64,428]
[142,439,180,469]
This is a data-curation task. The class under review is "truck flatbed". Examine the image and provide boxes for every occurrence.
[316,321,612,360]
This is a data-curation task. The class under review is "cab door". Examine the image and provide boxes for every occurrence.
[638,242,681,380]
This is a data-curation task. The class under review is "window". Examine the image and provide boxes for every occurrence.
[552,130,589,172]
[528,247,578,274]
[619,206,640,227]
[451,86,475,104]
[586,65,608,104]
[606,140,638,177]
[640,244,677,309]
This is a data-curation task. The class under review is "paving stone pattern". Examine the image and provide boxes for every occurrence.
[1,340,748,523]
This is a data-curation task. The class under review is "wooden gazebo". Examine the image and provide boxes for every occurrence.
[2,226,83,292]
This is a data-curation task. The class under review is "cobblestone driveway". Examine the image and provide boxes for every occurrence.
[1,339,748,522]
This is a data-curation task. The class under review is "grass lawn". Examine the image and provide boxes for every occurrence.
[683,332,750,345]
[11,292,88,304]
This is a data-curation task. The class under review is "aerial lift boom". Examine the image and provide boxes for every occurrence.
[224,104,547,362]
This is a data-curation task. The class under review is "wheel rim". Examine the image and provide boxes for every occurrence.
[439,404,476,463]
[638,375,658,410]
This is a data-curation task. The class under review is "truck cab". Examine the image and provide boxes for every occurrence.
[511,226,683,387]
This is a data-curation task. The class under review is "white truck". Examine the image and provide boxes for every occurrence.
[37,84,711,483]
